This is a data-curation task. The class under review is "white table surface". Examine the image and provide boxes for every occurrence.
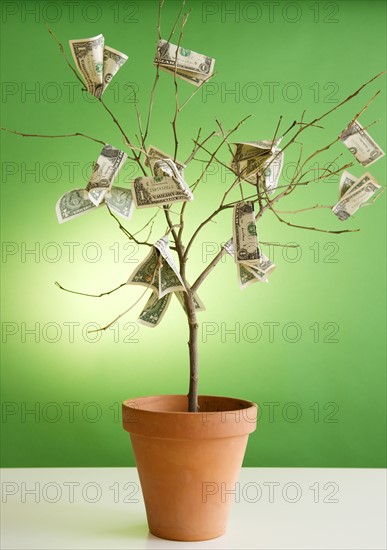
[1,467,386,550]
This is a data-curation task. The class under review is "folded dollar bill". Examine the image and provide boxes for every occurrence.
[56,186,134,223]
[154,39,215,86]
[338,170,357,199]
[86,144,128,206]
[138,291,172,327]
[70,34,128,98]
[233,201,261,264]
[127,236,186,299]
[332,172,382,221]
[223,238,275,289]
[340,120,385,167]
[230,139,284,193]
[145,145,186,176]
[132,169,193,208]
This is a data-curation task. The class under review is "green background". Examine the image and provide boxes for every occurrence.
[1,0,386,468]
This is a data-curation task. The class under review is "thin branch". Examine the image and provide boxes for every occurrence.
[178,70,218,111]
[1,127,105,145]
[184,204,232,259]
[275,204,332,214]
[88,287,149,333]
[267,212,360,234]
[131,210,160,237]
[142,0,185,146]
[106,205,156,248]
[261,241,300,248]
[171,8,192,162]
[45,24,84,87]
[88,247,163,333]
[55,281,126,298]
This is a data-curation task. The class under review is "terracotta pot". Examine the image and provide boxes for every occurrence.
[122,394,257,541]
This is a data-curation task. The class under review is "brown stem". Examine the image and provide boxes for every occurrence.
[0,127,105,145]
[186,298,199,412]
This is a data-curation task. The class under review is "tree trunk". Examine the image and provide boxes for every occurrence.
[185,290,199,412]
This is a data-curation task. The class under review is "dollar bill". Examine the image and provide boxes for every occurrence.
[105,187,134,220]
[175,291,206,312]
[57,186,133,223]
[138,291,172,327]
[86,144,128,206]
[153,157,192,200]
[127,247,160,294]
[340,120,385,167]
[233,202,261,264]
[56,189,100,223]
[238,255,276,289]
[260,149,284,193]
[223,238,275,289]
[132,175,193,208]
[70,35,127,98]
[332,173,382,221]
[230,139,283,193]
[102,45,128,93]
[154,39,215,86]
[127,238,185,298]
[154,236,186,290]
[338,170,357,199]
[70,34,104,98]
[158,260,186,298]
[145,145,186,176]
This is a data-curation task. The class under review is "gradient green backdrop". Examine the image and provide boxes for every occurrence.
[1,0,386,468]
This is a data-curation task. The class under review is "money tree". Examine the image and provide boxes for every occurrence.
[1,2,384,413]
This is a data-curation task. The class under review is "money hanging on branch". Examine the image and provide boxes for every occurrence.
[1,0,385,413]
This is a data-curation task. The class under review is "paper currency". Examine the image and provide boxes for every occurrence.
[127,237,185,298]
[175,291,206,313]
[132,174,193,208]
[105,187,134,220]
[70,35,127,98]
[338,170,357,198]
[145,145,186,176]
[86,144,127,206]
[332,173,382,221]
[154,236,186,289]
[56,186,134,223]
[102,45,128,93]
[340,121,385,167]
[86,144,128,206]
[154,39,215,86]
[138,291,172,327]
[126,247,160,294]
[224,239,275,289]
[233,202,261,264]
[230,139,284,193]
[56,189,99,223]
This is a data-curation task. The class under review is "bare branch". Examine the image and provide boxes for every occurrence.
[275,204,332,214]
[45,24,84,87]
[106,205,156,248]
[1,127,105,146]
[55,281,126,298]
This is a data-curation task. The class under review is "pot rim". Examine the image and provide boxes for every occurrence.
[122,395,258,438]
[122,393,257,414]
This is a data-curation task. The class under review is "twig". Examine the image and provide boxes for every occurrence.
[55,281,126,298]
[1,127,105,146]
[275,204,332,214]
[88,248,163,333]
[88,287,149,333]
[45,24,84,87]
[106,205,155,248]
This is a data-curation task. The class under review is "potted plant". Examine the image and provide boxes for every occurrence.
[1,0,384,542]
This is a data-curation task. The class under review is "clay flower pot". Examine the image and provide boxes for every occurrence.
[122,394,257,541]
